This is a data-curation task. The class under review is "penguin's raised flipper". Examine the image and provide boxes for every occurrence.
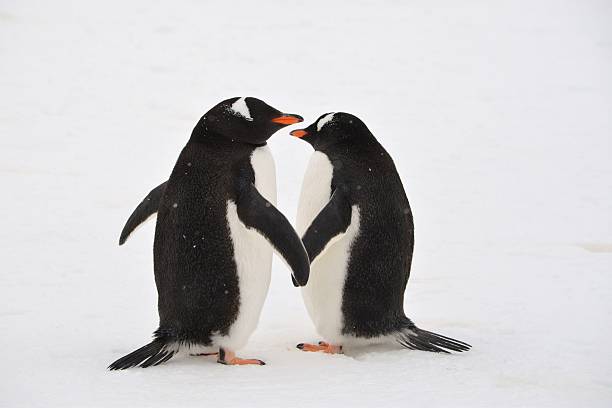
[236,182,310,287]
[301,187,352,265]
[119,181,167,245]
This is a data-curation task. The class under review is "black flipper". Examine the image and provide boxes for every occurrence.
[396,320,471,353]
[301,187,352,264]
[236,181,310,287]
[108,335,176,370]
[119,181,167,245]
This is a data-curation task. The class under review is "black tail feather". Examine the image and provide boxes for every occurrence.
[108,338,176,370]
[397,324,471,353]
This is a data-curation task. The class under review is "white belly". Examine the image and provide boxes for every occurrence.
[297,152,360,343]
[213,146,276,351]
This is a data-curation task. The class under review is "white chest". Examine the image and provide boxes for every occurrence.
[296,151,361,343]
[216,146,276,350]
[296,151,334,235]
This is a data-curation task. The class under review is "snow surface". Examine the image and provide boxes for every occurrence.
[1,0,611,407]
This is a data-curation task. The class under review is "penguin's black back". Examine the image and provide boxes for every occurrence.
[153,136,255,345]
[323,139,415,338]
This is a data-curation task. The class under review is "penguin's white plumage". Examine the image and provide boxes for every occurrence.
[216,146,276,350]
[229,97,254,121]
[297,151,362,345]
[296,151,334,235]
[316,113,335,131]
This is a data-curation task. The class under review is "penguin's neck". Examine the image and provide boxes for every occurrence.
[189,123,229,144]
[189,127,259,161]
[316,138,379,158]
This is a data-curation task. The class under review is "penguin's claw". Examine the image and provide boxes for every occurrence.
[297,342,343,354]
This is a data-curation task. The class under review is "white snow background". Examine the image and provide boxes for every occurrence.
[1,0,611,407]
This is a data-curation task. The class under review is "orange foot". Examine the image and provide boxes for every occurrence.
[297,341,343,354]
[217,349,265,366]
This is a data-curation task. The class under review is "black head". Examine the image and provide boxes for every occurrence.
[195,97,303,145]
[290,112,374,150]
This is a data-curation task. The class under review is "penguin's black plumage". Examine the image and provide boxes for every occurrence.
[109,97,308,369]
[291,113,470,354]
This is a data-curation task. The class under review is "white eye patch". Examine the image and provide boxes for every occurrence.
[229,97,253,121]
[317,113,335,131]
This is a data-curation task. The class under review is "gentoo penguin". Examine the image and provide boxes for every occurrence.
[109,97,309,369]
[290,112,470,354]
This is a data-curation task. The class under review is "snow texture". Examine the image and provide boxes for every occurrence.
[0,0,611,407]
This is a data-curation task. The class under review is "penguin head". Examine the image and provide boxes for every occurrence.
[199,97,303,145]
[290,112,372,149]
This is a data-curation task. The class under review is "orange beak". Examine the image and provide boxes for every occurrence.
[271,114,303,125]
[290,129,309,138]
